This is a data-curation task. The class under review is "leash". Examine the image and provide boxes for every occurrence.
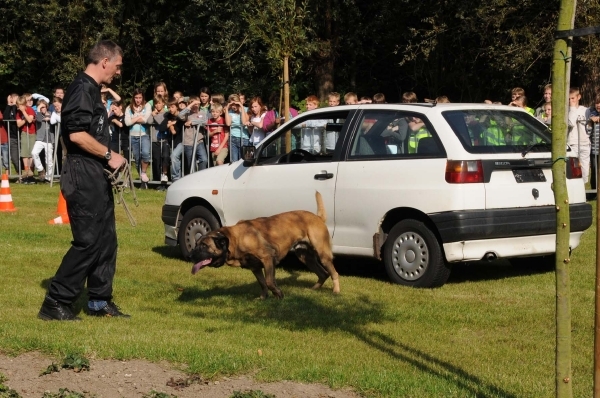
[104,161,139,226]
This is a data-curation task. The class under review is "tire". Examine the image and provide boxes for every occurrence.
[383,219,451,288]
[178,206,220,259]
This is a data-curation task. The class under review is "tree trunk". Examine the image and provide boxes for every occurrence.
[550,0,577,397]
[284,56,291,153]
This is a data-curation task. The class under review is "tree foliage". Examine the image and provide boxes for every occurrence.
[0,0,598,107]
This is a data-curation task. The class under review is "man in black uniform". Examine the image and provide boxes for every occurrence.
[38,40,128,321]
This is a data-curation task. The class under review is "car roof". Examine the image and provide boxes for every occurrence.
[297,103,528,115]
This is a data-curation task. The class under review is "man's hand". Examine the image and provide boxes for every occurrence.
[108,152,126,171]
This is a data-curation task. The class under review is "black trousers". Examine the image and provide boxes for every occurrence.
[48,155,117,304]
[151,141,170,181]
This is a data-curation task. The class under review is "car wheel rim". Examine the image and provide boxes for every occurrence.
[185,217,212,251]
[391,231,428,281]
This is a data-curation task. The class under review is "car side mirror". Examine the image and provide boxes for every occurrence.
[242,145,256,167]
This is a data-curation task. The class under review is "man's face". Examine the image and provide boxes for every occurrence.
[103,55,122,84]
[543,89,552,103]
[328,97,340,107]
[568,93,580,107]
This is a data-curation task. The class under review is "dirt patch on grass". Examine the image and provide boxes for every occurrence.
[0,352,362,398]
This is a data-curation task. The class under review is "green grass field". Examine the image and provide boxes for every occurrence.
[0,182,597,397]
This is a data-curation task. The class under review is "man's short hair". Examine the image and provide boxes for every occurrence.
[86,40,123,65]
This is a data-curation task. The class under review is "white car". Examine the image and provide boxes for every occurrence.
[162,103,592,287]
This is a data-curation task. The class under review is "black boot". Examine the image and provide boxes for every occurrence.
[38,295,81,321]
[86,302,130,318]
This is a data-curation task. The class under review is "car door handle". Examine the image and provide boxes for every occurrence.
[314,172,334,180]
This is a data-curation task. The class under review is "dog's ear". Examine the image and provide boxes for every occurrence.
[214,234,229,251]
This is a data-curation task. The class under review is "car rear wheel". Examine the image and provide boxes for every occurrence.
[178,206,220,259]
[383,219,451,288]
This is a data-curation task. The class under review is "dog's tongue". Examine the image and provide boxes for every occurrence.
[191,259,212,274]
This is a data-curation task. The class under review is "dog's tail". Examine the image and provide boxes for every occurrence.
[315,191,326,222]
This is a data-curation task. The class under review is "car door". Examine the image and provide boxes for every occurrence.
[334,109,474,252]
[221,109,351,236]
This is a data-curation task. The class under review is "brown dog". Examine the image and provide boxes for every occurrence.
[189,192,340,299]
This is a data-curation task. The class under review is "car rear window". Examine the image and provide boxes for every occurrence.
[442,109,551,154]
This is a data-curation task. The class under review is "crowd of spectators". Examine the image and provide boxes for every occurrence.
[1,82,599,189]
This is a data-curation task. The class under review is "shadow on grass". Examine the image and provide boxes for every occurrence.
[152,245,187,261]
[179,283,517,397]
[447,259,554,285]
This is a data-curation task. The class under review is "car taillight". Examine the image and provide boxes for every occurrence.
[566,157,582,179]
[445,160,484,183]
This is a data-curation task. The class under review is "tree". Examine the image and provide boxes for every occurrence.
[550,0,577,396]
[243,0,316,148]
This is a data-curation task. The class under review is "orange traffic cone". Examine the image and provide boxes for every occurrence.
[0,172,16,212]
[48,191,69,224]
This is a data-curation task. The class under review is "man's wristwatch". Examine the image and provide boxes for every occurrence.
[104,150,112,160]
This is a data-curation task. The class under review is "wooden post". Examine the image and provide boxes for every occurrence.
[284,55,291,153]
[550,0,576,397]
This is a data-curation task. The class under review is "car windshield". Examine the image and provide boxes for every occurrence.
[442,109,551,154]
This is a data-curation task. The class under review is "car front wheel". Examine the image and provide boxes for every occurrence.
[383,219,450,288]
[178,206,220,259]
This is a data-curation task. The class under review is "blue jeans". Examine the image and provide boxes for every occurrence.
[130,135,150,171]
[184,142,208,173]
[230,136,249,162]
[171,143,184,182]
[0,143,8,171]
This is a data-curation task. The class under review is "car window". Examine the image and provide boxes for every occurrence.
[257,110,349,164]
[348,110,444,159]
[442,109,551,154]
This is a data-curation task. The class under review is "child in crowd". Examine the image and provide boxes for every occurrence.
[125,88,152,182]
[509,95,535,115]
[344,92,358,105]
[100,85,121,115]
[31,99,53,182]
[248,96,267,146]
[568,87,591,183]
[16,95,36,183]
[109,100,130,167]
[372,93,386,104]
[148,82,169,108]
[198,87,211,120]
[149,96,170,183]
[224,94,250,162]
[182,96,208,173]
[207,104,229,166]
[436,96,450,103]
[50,97,63,171]
[359,96,372,104]
[537,102,551,127]
[211,93,225,107]
[511,87,525,103]
[168,97,192,181]
[535,84,552,117]
[301,95,326,153]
